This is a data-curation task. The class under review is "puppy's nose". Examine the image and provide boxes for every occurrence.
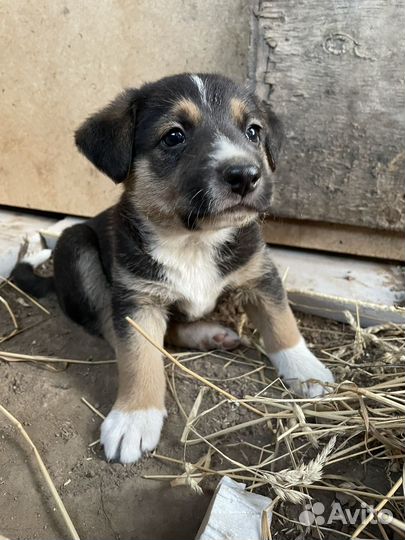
[223,164,261,197]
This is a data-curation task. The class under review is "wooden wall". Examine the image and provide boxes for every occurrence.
[2,1,403,260]
[0,1,250,216]
[251,0,405,233]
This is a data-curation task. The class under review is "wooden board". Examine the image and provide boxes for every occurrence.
[0,0,249,216]
[271,247,405,327]
[263,219,405,262]
[251,0,405,232]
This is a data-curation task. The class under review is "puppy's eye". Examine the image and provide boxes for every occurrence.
[245,125,261,144]
[162,128,186,147]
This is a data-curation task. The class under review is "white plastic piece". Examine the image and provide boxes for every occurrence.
[196,476,272,540]
[0,210,56,277]
[40,216,84,249]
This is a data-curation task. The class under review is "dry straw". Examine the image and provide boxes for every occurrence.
[1,276,404,538]
[0,403,80,540]
[126,313,405,538]
[0,276,50,315]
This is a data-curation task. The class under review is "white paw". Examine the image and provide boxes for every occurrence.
[100,408,166,464]
[269,338,334,397]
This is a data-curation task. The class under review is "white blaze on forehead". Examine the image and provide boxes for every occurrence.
[190,74,207,105]
[210,135,251,164]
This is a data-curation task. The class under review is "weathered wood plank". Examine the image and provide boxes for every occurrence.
[271,247,405,326]
[251,0,405,232]
[263,218,405,261]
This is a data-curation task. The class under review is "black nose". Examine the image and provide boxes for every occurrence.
[223,165,261,197]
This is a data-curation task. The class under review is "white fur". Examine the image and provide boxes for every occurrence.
[150,228,234,320]
[190,74,207,104]
[210,135,251,165]
[269,338,334,397]
[100,408,166,464]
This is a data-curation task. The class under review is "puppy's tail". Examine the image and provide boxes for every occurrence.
[11,250,54,298]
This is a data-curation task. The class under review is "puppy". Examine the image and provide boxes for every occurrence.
[13,73,334,463]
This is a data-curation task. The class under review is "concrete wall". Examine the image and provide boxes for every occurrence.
[0,1,250,216]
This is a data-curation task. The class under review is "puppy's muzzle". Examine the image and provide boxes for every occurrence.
[223,164,261,197]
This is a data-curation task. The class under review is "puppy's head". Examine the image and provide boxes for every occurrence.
[75,73,283,229]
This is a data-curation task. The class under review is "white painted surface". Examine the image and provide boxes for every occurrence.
[271,247,405,326]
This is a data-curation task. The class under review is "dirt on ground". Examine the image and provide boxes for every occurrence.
[0,285,399,540]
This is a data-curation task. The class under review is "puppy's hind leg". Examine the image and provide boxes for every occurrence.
[166,320,241,351]
[53,223,113,344]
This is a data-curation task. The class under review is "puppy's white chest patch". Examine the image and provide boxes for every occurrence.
[150,229,233,319]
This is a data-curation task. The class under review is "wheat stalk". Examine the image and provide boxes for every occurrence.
[262,436,336,503]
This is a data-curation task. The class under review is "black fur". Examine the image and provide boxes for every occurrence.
[111,282,140,339]
[8,73,306,467]
[257,248,286,304]
[75,89,138,183]
[11,263,54,298]
[52,223,109,336]
[216,222,262,276]
[112,195,163,282]
[13,73,285,344]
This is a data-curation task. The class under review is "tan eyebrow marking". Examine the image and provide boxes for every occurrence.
[156,121,182,139]
[230,97,248,125]
[171,98,202,125]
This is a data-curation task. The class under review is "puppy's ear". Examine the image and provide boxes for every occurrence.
[75,89,138,183]
[263,105,284,172]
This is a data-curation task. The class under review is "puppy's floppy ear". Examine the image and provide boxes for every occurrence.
[263,104,284,172]
[75,89,138,183]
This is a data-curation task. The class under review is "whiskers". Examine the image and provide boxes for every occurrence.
[186,188,208,228]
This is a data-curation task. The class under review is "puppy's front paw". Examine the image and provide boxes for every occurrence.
[100,408,166,464]
[269,338,334,398]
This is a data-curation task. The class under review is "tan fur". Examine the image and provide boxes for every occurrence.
[165,320,196,348]
[245,298,301,353]
[171,97,202,125]
[230,97,247,126]
[227,247,302,353]
[229,246,268,287]
[200,210,258,230]
[130,158,179,219]
[114,307,167,412]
